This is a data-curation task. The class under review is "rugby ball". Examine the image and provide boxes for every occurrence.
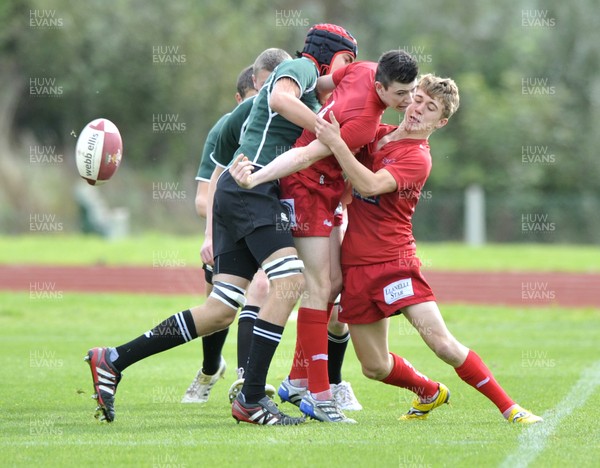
[75,118,123,185]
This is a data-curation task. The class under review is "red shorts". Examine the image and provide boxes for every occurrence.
[338,257,436,324]
[279,171,345,237]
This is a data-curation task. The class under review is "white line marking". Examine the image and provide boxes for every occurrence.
[500,360,600,468]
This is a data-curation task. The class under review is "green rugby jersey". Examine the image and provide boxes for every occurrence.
[196,112,230,181]
[212,96,256,168]
[234,57,320,167]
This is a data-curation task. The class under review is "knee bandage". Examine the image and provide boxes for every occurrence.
[210,281,247,310]
[263,255,305,281]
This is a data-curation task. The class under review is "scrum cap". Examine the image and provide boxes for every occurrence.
[298,24,358,75]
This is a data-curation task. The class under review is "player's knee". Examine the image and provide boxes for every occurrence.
[215,309,237,330]
[430,337,460,364]
[246,271,270,304]
[305,274,330,303]
[360,361,389,381]
[190,303,236,334]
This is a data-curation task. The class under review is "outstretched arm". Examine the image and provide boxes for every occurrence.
[230,138,331,189]
[316,112,397,197]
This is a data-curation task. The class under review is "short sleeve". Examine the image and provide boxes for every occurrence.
[212,99,254,167]
[272,58,317,95]
[196,113,229,180]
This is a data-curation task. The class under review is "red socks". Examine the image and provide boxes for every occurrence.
[455,350,515,413]
[382,353,439,399]
[291,307,330,394]
[378,349,515,415]
[288,338,306,381]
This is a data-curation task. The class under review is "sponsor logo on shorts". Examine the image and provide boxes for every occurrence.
[279,198,297,228]
[383,278,414,304]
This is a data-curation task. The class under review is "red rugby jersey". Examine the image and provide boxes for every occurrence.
[294,61,386,183]
[341,124,431,266]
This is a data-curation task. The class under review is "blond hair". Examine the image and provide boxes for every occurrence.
[418,73,460,119]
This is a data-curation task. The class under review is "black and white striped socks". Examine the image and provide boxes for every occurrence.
[112,309,198,372]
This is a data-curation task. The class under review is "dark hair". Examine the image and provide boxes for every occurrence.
[375,50,419,89]
[236,65,255,99]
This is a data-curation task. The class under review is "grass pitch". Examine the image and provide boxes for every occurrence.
[2,233,600,272]
[1,291,598,467]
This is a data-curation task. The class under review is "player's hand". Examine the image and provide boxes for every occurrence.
[315,111,342,147]
[200,236,214,265]
[230,154,255,189]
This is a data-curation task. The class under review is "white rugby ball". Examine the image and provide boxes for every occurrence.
[75,118,123,186]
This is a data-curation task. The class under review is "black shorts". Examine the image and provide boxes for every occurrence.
[202,263,213,285]
[212,170,295,280]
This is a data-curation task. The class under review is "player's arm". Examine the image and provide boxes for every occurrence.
[316,112,397,197]
[269,77,318,133]
[203,105,245,262]
[230,139,331,189]
[196,131,218,219]
[230,111,378,189]
[316,74,336,96]
[200,165,224,265]
[195,181,209,218]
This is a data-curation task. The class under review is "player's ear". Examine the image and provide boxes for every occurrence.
[435,118,448,129]
[234,92,243,104]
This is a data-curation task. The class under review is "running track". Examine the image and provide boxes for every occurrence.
[1,265,598,307]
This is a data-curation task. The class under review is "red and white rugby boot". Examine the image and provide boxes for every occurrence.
[84,347,121,422]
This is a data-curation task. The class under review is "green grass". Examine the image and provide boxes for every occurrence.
[1,234,600,271]
[1,291,599,467]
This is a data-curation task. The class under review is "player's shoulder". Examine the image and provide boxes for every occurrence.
[347,61,378,74]
[222,97,255,127]
[389,140,431,170]
[334,61,377,85]
[373,131,430,166]
[209,112,232,135]
[352,60,378,69]
[275,57,317,78]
